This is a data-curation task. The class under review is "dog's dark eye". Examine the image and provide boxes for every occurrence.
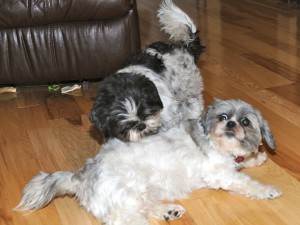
[241,118,250,126]
[219,114,229,121]
[120,128,128,134]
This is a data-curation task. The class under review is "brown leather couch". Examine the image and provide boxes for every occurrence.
[0,0,141,85]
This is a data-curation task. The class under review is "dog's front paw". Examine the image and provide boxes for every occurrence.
[252,185,282,200]
[254,151,268,167]
[163,204,186,221]
[150,203,186,221]
[241,152,268,169]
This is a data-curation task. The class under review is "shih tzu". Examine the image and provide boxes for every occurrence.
[89,73,164,141]
[15,99,282,225]
[89,0,205,141]
[193,99,276,170]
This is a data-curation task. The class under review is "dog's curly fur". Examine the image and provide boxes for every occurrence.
[15,99,282,225]
[89,0,205,142]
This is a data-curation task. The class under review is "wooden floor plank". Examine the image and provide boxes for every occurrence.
[245,89,300,127]
[267,82,300,106]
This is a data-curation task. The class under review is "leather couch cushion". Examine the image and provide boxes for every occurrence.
[0,0,140,85]
[0,0,133,28]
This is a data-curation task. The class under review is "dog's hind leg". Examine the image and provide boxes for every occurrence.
[149,203,186,221]
[103,203,186,224]
[103,210,150,225]
[101,194,152,225]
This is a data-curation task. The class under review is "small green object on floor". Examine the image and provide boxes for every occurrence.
[48,84,60,92]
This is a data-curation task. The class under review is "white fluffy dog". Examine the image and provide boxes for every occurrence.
[15,99,282,225]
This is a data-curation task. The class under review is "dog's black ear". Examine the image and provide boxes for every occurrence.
[89,112,101,129]
[89,110,107,133]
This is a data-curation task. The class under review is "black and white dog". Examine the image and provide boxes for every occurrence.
[89,0,205,141]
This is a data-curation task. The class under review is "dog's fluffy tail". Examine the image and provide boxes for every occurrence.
[14,171,77,211]
[158,0,205,59]
[158,0,197,44]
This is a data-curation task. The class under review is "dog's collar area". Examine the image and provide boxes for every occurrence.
[235,156,245,163]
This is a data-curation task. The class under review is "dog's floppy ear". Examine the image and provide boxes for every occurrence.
[261,119,276,150]
[89,112,103,132]
[200,99,220,135]
[255,110,276,150]
[200,99,227,135]
[199,111,209,135]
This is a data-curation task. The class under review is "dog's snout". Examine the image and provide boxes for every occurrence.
[227,121,236,129]
[137,123,146,131]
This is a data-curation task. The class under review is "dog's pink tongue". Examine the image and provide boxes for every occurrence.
[235,156,245,163]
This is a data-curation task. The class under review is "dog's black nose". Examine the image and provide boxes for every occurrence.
[137,123,146,131]
[227,121,236,128]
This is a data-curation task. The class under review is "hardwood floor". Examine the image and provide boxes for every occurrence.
[1,0,300,224]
